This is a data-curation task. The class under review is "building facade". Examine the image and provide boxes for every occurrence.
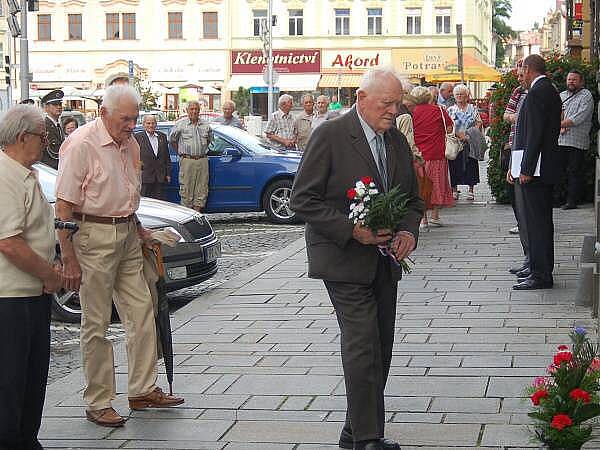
[13,0,493,113]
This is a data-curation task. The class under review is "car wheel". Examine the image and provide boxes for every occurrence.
[51,289,82,323]
[263,179,298,224]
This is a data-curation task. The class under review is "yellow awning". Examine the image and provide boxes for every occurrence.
[426,54,500,83]
[319,73,363,88]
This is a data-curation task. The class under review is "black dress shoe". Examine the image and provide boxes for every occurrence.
[354,441,383,450]
[340,429,400,450]
[561,203,577,210]
[515,267,531,278]
[513,278,553,290]
[509,264,528,275]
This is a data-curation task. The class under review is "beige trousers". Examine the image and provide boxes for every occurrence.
[179,157,209,209]
[74,220,158,411]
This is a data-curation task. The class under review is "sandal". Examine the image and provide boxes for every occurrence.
[466,192,474,201]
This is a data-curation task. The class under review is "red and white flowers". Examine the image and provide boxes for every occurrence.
[347,176,378,224]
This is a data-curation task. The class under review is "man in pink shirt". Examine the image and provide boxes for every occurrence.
[55,85,184,428]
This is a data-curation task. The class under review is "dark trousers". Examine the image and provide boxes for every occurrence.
[0,295,51,450]
[324,257,397,442]
[141,182,164,200]
[559,146,585,206]
[508,182,529,266]
[514,180,554,281]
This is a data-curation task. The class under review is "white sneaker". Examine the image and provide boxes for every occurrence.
[419,223,429,232]
[509,226,519,234]
[429,218,443,227]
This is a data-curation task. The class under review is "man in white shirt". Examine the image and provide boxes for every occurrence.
[134,115,172,200]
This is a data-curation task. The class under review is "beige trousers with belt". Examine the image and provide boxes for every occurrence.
[74,220,158,411]
[179,157,209,209]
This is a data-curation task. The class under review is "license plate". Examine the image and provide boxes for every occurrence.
[166,266,187,280]
[204,242,221,263]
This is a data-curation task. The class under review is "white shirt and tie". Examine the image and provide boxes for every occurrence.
[146,131,159,157]
[356,108,388,191]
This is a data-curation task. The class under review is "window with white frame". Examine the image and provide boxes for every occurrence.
[289,9,303,36]
[435,8,451,34]
[367,8,382,35]
[335,8,350,35]
[406,8,421,35]
[253,9,267,37]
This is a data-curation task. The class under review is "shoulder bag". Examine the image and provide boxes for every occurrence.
[440,106,461,160]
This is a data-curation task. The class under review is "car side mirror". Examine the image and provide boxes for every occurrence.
[222,147,242,160]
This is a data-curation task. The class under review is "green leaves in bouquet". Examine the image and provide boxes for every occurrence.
[362,185,410,233]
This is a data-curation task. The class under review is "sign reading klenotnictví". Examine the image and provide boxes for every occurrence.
[231,49,320,74]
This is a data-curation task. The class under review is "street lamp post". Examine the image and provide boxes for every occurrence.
[267,0,274,118]
[19,0,28,102]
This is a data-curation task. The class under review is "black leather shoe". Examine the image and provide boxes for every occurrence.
[515,267,531,278]
[513,278,553,290]
[354,441,383,450]
[561,203,577,210]
[509,264,528,275]
[341,430,400,450]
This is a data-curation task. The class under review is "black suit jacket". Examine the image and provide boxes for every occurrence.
[134,130,172,184]
[513,76,562,184]
[290,106,424,284]
[40,116,64,169]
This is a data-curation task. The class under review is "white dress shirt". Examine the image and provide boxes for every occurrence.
[146,131,159,157]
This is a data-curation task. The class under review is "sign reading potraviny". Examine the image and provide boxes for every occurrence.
[231,49,320,74]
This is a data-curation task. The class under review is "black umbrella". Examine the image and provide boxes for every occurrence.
[144,244,175,395]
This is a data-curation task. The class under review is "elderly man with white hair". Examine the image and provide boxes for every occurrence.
[291,68,424,450]
[214,100,245,129]
[437,82,455,107]
[56,85,184,428]
[0,105,62,450]
[265,94,297,149]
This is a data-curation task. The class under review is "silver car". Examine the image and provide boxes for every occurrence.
[36,163,221,323]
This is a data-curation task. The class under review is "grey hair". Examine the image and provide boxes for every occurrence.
[440,82,454,91]
[0,105,44,147]
[453,83,470,96]
[102,85,141,112]
[186,100,201,110]
[278,94,293,106]
[316,95,329,103]
[301,93,314,103]
[410,86,433,105]
[222,100,236,109]
[359,66,401,92]
[400,80,415,94]
[142,114,157,124]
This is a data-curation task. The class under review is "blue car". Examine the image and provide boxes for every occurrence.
[137,123,301,224]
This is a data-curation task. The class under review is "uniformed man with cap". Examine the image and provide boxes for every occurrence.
[40,89,64,169]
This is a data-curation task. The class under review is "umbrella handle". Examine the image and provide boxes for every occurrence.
[169,382,173,396]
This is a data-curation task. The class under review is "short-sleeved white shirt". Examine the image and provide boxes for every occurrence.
[0,151,55,297]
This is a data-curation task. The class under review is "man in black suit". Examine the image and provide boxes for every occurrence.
[134,115,172,200]
[40,89,65,169]
[291,68,424,450]
[508,54,562,290]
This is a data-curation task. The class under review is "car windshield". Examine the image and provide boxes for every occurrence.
[211,124,283,155]
[35,163,57,203]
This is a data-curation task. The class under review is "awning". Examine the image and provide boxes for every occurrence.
[319,73,363,88]
[426,54,501,83]
[226,74,320,91]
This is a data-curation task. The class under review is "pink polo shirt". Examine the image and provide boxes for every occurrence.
[56,118,141,217]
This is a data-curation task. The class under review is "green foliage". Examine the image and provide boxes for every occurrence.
[526,329,600,449]
[492,0,516,68]
[487,54,599,204]
[232,87,251,117]
[133,76,159,111]
[363,185,410,234]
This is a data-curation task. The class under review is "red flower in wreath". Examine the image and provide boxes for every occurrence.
[553,351,573,367]
[530,389,549,406]
[557,345,568,351]
[347,188,357,200]
[569,388,592,404]
[550,414,572,431]
[361,176,373,185]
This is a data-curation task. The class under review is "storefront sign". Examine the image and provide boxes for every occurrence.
[392,48,464,78]
[231,49,321,74]
[322,50,391,72]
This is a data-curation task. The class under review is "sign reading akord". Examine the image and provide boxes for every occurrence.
[231,49,321,74]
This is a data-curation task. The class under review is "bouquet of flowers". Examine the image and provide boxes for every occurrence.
[347,176,412,273]
[526,327,600,450]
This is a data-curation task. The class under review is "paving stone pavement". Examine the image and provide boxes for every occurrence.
[41,168,600,449]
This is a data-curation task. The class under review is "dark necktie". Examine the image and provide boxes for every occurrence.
[375,134,388,191]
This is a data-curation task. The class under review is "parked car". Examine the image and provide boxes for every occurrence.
[137,123,302,224]
[35,163,221,323]
[59,110,87,128]
[137,110,168,125]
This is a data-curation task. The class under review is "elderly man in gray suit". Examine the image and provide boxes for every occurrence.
[291,68,423,450]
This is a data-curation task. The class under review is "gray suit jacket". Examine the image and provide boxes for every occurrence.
[290,106,424,284]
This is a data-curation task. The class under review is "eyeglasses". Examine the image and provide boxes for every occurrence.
[27,131,49,144]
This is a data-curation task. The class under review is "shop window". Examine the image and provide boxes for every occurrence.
[208,135,234,157]
[335,8,350,35]
[435,8,451,34]
[289,9,303,36]
[168,12,182,39]
[406,8,421,35]
[367,8,382,35]
[253,9,267,36]
[38,14,51,41]
[68,14,82,40]
[106,13,119,39]
[122,13,136,40]
[203,12,218,39]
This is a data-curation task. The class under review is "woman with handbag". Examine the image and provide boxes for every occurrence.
[447,84,483,201]
[411,86,455,230]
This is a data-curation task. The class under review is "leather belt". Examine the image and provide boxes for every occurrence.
[180,154,206,159]
[73,212,134,225]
